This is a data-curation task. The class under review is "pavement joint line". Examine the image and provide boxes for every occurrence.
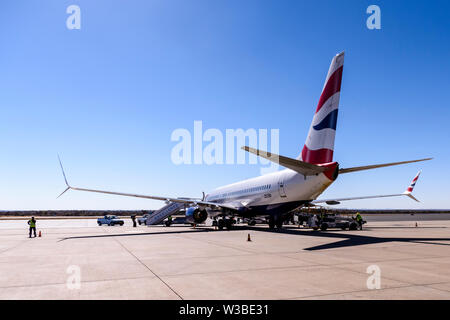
[164,253,450,288]
[280,252,446,268]
[383,243,450,256]
[285,281,450,300]
[156,261,390,279]
[172,233,259,255]
[110,233,184,300]
[135,253,256,260]
[315,253,450,288]
[278,252,430,287]
[0,239,29,255]
[423,283,450,294]
[0,274,158,290]
[275,253,422,287]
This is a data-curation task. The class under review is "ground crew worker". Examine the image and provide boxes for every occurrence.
[310,214,318,229]
[28,217,37,238]
[167,215,173,226]
[131,214,137,227]
[356,212,363,230]
[319,212,325,224]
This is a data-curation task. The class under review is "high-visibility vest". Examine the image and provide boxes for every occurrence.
[356,214,362,221]
[29,220,36,228]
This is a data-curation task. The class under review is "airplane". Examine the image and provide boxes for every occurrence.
[58,51,432,230]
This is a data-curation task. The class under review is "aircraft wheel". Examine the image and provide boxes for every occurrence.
[225,219,233,230]
[268,217,275,229]
[320,223,328,231]
[218,219,225,230]
[276,220,283,229]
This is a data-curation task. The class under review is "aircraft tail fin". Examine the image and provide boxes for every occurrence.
[300,51,344,164]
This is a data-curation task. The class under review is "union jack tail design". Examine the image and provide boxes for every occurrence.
[300,52,344,164]
[405,170,421,194]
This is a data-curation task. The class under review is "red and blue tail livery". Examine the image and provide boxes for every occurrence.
[300,51,344,164]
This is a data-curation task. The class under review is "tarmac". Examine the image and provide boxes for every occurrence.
[2,217,450,299]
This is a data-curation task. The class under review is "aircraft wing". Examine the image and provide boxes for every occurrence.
[57,157,239,211]
[311,171,422,205]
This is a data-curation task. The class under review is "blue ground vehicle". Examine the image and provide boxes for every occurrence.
[97,215,124,226]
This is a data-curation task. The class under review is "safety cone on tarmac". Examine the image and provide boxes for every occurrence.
[247,233,252,242]
[38,230,41,237]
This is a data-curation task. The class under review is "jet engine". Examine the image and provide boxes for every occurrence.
[185,206,208,224]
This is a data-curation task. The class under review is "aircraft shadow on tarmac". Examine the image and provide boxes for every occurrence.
[58,228,215,242]
[247,226,450,251]
[60,225,450,251]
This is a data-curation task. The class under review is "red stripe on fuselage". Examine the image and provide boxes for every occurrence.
[315,66,343,113]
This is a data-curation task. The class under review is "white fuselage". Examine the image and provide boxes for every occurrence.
[204,169,335,216]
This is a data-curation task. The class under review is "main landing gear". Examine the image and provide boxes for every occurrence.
[268,216,284,230]
[215,218,234,230]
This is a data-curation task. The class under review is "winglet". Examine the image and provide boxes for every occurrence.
[57,155,72,198]
[57,186,71,199]
[403,170,421,202]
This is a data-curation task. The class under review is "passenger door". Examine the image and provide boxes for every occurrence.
[278,178,287,198]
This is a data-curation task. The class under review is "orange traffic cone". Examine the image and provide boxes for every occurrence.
[38,230,41,237]
[247,233,252,242]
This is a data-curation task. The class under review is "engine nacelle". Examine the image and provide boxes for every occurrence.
[185,206,208,224]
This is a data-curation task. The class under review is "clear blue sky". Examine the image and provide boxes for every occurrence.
[0,0,448,210]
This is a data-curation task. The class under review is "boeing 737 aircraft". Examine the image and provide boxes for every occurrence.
[58,52,431,230]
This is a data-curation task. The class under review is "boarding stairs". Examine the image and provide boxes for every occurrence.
[145,202,185,225]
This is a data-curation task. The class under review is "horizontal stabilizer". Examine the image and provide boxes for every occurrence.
[242,146,327,176]
[339,158,432,174]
